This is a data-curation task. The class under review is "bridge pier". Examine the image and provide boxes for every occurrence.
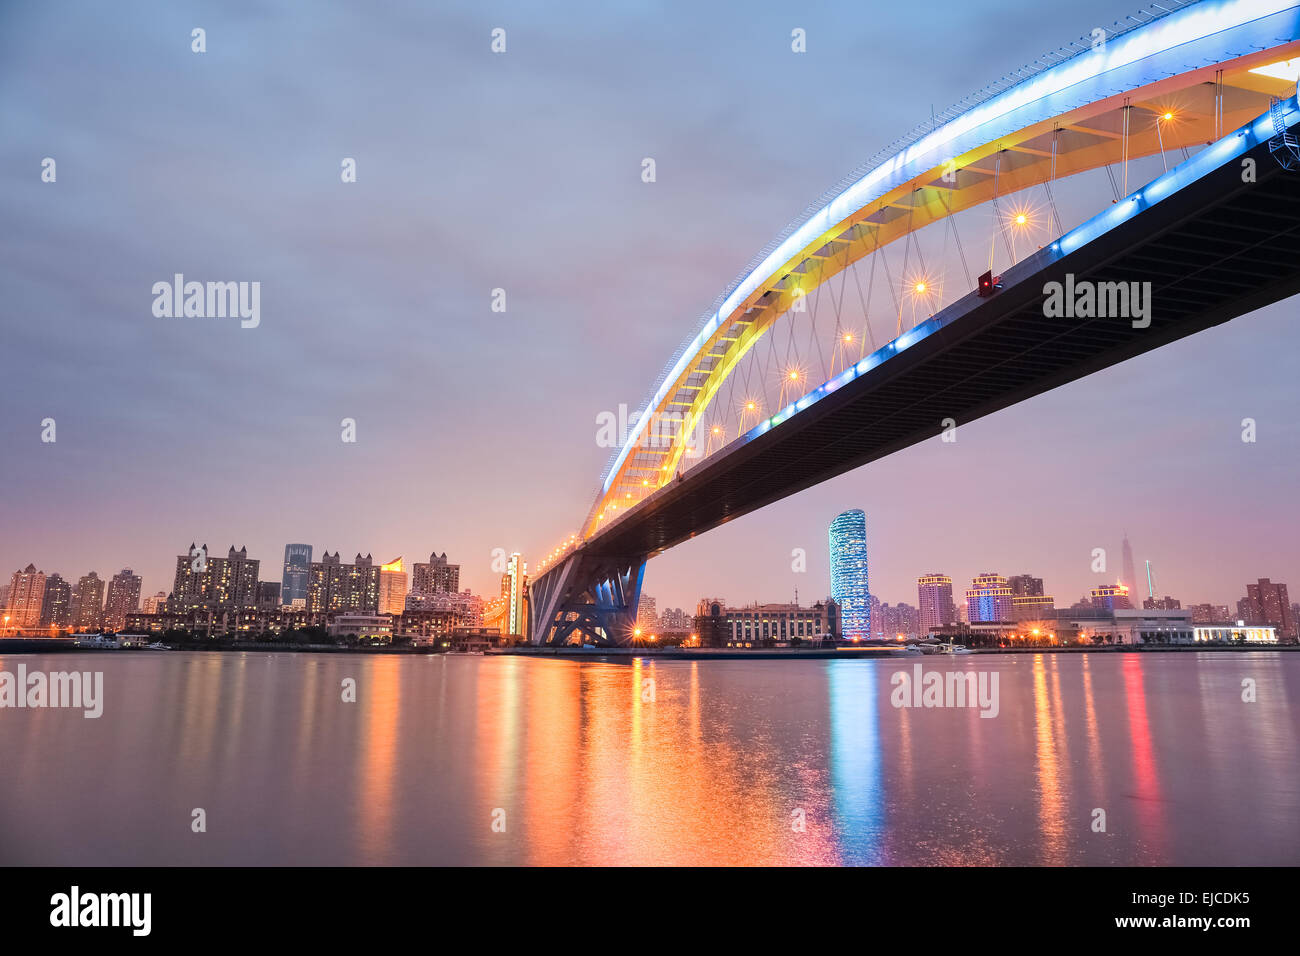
[528,551,646,646]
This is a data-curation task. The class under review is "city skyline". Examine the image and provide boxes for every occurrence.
[1,0,1297,622]
[3,530,1291,624]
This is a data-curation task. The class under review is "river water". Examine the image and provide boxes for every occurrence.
[1,650,1295,865]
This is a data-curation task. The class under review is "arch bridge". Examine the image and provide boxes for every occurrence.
[530,0,1300,646]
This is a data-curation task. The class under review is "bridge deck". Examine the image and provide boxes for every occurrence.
[574,114,1300,564]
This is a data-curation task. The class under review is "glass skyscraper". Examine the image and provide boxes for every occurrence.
[282,543,312,607]
[829,510,870,640]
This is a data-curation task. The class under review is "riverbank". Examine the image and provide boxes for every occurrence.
[500,643,1298,660]
[2,638,1294,658]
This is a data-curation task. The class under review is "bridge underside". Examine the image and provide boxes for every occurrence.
[530,108,1300,640]
[530,551,645,646]
[589,8,1300,533]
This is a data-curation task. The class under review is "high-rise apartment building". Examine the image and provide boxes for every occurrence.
[5,564,47,628]
[504,553,527,638]
[879,602,920,638]
[1242,578,1294,638]
[103,568,142,631]
[829,510,870,639]
[1007,574,1045,597]
[378,558,408,615]
[256,581,282,609]
[142,591,168,615]
[71,572,106,630]
[966,572,1016,623]
[917,573,955,632]
[636,594,658,630]
[659,607,690,631]
[1005,575,1053,620]
[308,552,380,615]
[412,552,460,595]
[40,573,73,627]
[172,545,260,612]
[1190,603,1230,623]
[281,544,312,606]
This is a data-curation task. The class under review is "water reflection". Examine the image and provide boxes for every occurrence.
[829,663,883,864]
[0,652,1295,865]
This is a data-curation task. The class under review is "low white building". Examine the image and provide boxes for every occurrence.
[326,614,393,641]
[1073,608,1195,645]
[1193,623,1278,644]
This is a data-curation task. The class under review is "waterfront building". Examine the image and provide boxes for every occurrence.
[636,594,658,631]
[378,557,408,615]
[40,573,73,627]
[103,568,142,632]
[917,573,955,632]
[1193,623,1278,644]
[966,572,1015,623]
[1090,582,1133,612]
[713,599,839,646]
[693,598,730,648]
[1012,593,1056,620]
[142,590,168,615]
[1241,578,1294,639]
[395,608,461,641]
[1143,595,1181,610]
[828,510,869,639]
[1068,608,1195,645]
[71,571,106,630]
[659,606,690,631]
[5,564,46,628]
[281,544,312,606]
[878,602,920,638]
[172,545,261,612]
[1007,574,1045,597]
[1190,603,1230,623]
[307,552,380,615]
[405,588,485,625]
[256,581,282,609]
[504,553,528,638]
[412,552,459,595]
[326,613,393,641]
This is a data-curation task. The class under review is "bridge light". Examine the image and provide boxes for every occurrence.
[914,281,926,293]
[1014,213,1027,226]
[1162,111,1173,121]
[977,270,995,297]
[712,426,721,435]
[843,332,853,343]
[788,369,799,380]
[746,401,756,411]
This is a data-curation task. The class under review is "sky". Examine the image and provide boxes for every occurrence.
[1,0,1296,614]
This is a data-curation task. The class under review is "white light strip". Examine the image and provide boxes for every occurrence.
[602,0,1300,494]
